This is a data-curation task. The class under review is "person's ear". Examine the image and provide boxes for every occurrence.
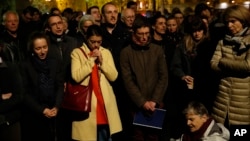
[201,115,208,122]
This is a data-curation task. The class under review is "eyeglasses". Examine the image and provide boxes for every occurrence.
[136,32,150,37]
[50,21,63,27]
[88,40,102,44]
[124,16,135,20]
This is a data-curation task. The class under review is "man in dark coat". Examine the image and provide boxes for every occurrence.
[120,16,168,141]
[0,11,25,64]
[44,13,78,141]
[100,2,132,141]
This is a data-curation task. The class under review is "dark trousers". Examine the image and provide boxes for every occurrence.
[132,125,160,141]
[21,114,56,141]
[0,122,21,141]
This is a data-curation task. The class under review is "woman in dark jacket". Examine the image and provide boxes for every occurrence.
[20,32,64,141]
[170,17,215,139]
[0,42,23,141]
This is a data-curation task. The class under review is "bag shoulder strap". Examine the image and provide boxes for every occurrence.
[79,47,88,59]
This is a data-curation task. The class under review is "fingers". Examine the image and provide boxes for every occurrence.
[182,75,194,83]
[43,107,58,118]
[143,101,156,111]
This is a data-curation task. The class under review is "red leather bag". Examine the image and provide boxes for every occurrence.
[61,48,92,112]
[62,81,92,112]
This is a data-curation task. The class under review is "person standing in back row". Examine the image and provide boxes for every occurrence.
[44,13,78,141]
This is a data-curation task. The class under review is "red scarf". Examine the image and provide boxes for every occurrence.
[91,63,108,124]
[182,118,212,141]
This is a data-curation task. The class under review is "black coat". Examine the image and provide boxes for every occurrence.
[47,33,78,81]
[20,58,64,114]
[0,62,23,125]
[0,31,25,64]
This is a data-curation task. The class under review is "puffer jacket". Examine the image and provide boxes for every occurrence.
[210,28,250,125]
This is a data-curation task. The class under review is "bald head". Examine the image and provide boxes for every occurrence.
[121,8,135,28]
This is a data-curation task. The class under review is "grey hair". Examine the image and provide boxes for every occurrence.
[121,8,134,18]
[2,10,19,25]
[183,101,209,116]
[78,14,95,32]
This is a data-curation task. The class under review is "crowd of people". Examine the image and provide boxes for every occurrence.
[1,1,250,141]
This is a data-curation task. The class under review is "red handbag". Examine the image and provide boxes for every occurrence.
[62,81,92,112]
[61,48,92,112]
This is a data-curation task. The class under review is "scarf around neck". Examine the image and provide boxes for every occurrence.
[182,118,213,141]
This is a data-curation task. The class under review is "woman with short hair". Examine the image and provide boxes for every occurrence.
[177,101,229,141]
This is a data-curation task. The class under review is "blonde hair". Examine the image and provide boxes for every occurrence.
[223,5,250,27]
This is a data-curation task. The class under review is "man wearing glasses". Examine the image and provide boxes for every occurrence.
[45,13,77,141]
[120,16,168,141]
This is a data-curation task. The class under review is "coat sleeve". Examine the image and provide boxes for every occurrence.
[152,48,168,104]
[210,40,223,72]
[219,48,250,73]
[21,63,46,114]
[120,48,146,107]
[54,61,64,108]
[99,48,118,82]
[71,47,95,84]
[171,44,186,79]
[0,64,23,113]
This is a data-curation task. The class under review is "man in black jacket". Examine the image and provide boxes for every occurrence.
[44,13,78,141]
[100,2,132,140]
[0,10,25,64]
[0,45,23,141]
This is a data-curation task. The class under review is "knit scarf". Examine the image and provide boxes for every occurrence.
[224,27,250,55]
[182,118,212,141]
[32,57,54,107]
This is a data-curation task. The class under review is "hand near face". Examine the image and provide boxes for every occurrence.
[90,49,103,64]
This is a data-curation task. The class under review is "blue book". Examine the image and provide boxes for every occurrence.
[133,108,166,129]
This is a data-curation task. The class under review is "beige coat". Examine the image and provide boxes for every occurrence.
[71,44,122,141]
[211,34,250,125]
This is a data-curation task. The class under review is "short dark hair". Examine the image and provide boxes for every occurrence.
[50,7,60,14]
[62,8,73,15]
[127,1,137,8]
[132,16,151,32]
[22,6,35,15]
[44,13,62,29]
[188,16,207,35]
[87,6,99,15]
[151,14,166,26]
[101,2,117,14]
[195,3,211,16]
[86,24,103,39]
